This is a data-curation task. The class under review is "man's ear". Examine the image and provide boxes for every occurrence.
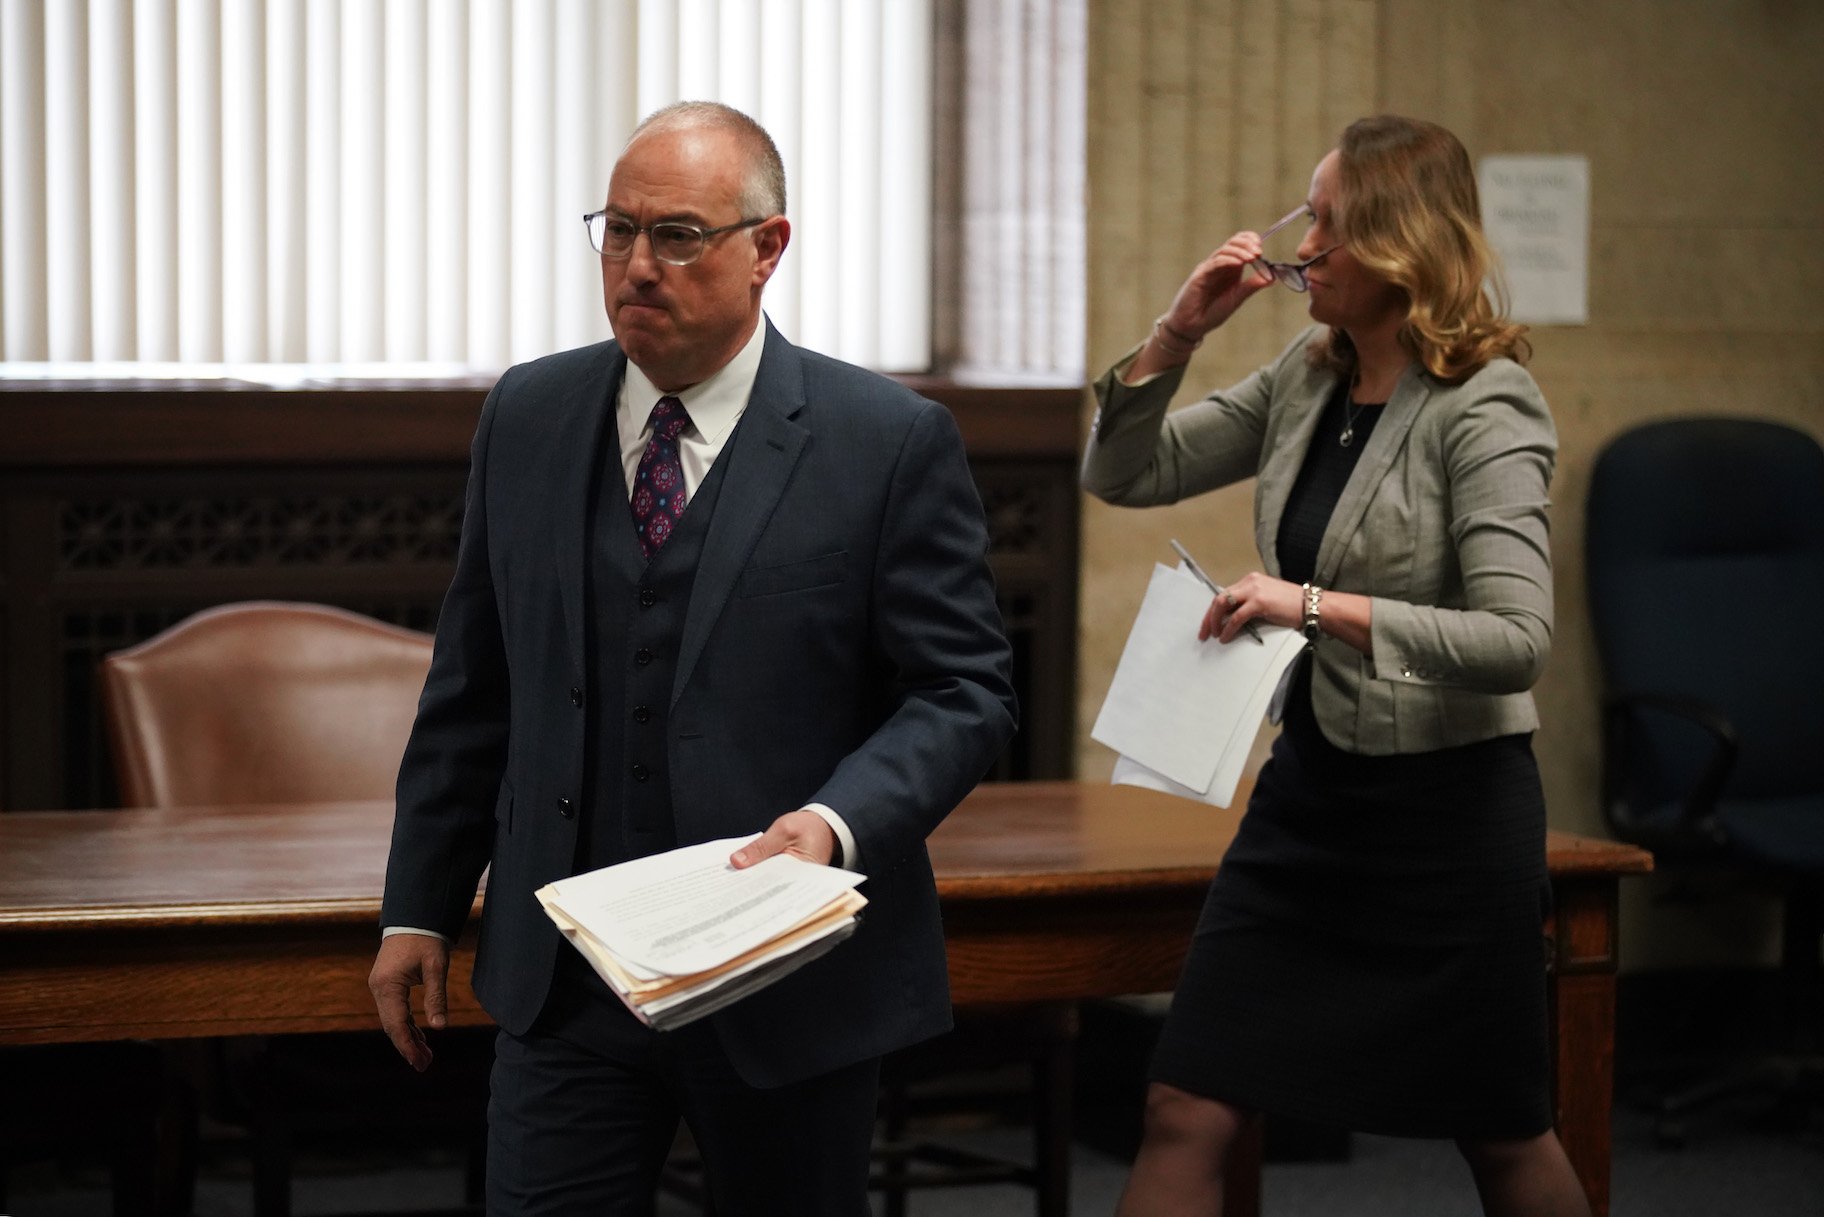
[751,216,791,288]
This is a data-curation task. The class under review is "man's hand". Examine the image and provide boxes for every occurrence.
[729,809,837,869]
[368,932,450,1073]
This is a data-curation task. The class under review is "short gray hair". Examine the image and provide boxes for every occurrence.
[626,101,787,219]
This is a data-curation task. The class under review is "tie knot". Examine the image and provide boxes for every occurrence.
[650,396,690,441]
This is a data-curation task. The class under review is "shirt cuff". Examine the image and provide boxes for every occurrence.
[382,925,452,944]
[803,802,861,872]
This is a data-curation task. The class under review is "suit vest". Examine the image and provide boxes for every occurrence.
[577,414,734,874]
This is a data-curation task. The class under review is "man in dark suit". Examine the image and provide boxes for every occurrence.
[367,101,1016,1215]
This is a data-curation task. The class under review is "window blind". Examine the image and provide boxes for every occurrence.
[0,0,934,372]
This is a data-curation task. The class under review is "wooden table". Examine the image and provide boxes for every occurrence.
[0,780,1649,1214]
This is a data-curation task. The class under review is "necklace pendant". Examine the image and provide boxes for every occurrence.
[1339,425,1354,447]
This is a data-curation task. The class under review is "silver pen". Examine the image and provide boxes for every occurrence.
[1170,539,1265,644]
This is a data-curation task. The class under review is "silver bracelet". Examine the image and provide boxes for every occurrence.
[1300,582,1324,643]
[1151,314,1203,355]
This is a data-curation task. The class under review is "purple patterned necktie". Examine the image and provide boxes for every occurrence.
[631,395,690,560]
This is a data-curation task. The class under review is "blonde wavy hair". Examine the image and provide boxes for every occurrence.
[1309,115,1529,383]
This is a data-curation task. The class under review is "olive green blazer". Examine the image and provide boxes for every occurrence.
[1083,327,1556,756]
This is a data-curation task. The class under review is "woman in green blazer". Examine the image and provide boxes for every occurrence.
[1084,115,1586,1216]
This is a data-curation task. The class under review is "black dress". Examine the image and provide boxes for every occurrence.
[1148,382,1554,1140]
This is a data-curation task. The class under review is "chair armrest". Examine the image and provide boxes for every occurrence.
[1601,691,1738,853]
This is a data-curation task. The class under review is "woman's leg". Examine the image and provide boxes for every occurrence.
[1115,1083,1257,1217]
[1456,1130,1591,1217]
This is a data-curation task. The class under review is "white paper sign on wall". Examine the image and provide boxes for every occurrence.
[1478,155,1590,326]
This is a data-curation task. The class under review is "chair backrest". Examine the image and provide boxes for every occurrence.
[1586,417,1824,809]
[100,601,433,807]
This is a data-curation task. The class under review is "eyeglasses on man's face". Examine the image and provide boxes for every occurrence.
[584,211,766,266]
[1251,204,1337,293]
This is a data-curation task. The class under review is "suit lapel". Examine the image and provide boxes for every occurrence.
[1312,362,1430,584]
[673,322,809,706]
[552,343,626,667]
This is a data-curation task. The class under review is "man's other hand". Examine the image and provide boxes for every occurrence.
[369,931,451,1072]
[729,809,837,869]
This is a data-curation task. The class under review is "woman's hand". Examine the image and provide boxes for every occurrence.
[1198,571,1304,644]
[1199,575,1375,656]
[1161,232,1279,341]
[1124,232,1279,383]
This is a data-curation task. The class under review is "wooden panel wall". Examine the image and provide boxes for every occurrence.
[0,382,1080,811]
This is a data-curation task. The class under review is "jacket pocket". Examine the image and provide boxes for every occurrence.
[735,550,848,599]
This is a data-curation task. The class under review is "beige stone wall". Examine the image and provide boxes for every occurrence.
[1080,0,1824,969]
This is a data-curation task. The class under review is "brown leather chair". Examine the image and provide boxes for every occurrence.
[100,601,487,1217]
[102,600,433,809]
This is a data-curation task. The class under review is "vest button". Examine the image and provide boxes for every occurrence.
[631,763,651,782]
[635,647,653,666]
[639,587,657,608]
[557,797,574,818]
[632,705,652,724]
[569,686,584,708]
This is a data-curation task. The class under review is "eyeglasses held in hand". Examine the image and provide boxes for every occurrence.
[1250,205,1337,293]
[583,211,767,266]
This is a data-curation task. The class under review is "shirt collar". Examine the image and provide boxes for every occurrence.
[621,314,768,444]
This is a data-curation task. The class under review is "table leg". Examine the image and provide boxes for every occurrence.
[1550,876,1622,1217]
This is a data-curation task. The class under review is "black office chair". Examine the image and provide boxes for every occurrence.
[1586,416,1824,1145]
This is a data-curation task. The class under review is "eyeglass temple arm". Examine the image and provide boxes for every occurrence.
[1257,204,1309,241]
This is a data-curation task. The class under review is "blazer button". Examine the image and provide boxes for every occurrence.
[635,647,653,666]
[638,588,657,608]
[632,705,652,724]
[630,763,650,782]
[557,797,575,818]
[569,686,584,708]
[1401,665,1414,678]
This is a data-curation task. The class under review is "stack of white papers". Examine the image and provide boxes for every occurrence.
[1092,563,1308,807]
[536,837,867,1030]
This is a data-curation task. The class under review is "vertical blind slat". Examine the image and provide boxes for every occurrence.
[2,0,49,358]
[221,0,266,362]
[837,0,881,367]
[44,0,90,359]
[756,0,801,341]
[508,0,553,365]
[384,0,427,361]
[267,0,306,360]
[132,0,175,360]
[795,0,840,357]
[338,0,383,360]
[424,0,467,362]
[1022,0,1053,373]
[175,0,220,361]
[879,0,932,371]
[677,0,718,101]
[303,0,338,361]
[466,0,510,367]
[636,0,677,119]
[551,0,597,356]
[718,0,761,116]
[89,0,135,360]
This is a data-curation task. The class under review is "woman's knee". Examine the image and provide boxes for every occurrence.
[1140,1082,1253,1152]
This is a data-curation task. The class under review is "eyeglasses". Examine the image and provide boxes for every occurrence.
[583,211,766,266]
[1251,204,1337,293]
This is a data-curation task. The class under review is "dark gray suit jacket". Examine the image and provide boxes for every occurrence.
[382,322,1018,1086]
